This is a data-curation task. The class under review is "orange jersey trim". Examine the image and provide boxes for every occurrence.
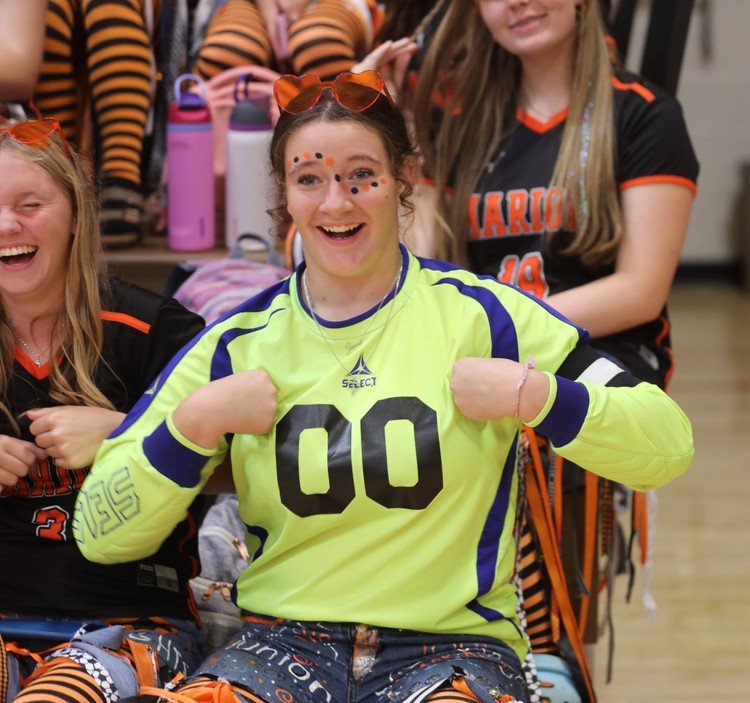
[611,76,655,103]
[516,106,569,133]
[100,310,151,334]
[620,174,697,197]
[14,349,51,379]
[655,314,676,391]
[14,313,150,377]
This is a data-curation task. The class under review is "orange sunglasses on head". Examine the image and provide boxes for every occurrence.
[274,70,395,115]
[0,117,72,159]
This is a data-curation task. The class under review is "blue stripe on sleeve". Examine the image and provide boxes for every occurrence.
[209,307,285,381]
[110,327,206,438]
[111,280,291,438]
[535,375,589,447]
[143,420,208,488]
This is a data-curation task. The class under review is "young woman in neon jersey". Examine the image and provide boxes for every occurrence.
[75,70,693,703]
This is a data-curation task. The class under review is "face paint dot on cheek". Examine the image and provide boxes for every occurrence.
[351,187,359,195]
[335,174,341,182]
[303,152,311,159]
[325,157,335,166]
[315,152,323,159]
[371,182,379,188]
[293,156,299,163]
[379,178,387,185]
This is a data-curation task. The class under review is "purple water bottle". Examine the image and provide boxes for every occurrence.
[167,74,215,251]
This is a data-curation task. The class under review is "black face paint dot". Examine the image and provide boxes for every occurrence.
[315,152,323,159]
[351,187,359,195]
[371,182,379,188]
[293,156,299,163]
[335,174,341,182]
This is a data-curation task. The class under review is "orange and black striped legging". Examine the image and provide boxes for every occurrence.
[193,0,374,82]
[192,0,273,78]
[32,0,376,187]
[286,0,373,79]
[519,512,558,655]
[33,0,155,189]
[12,660,107,703]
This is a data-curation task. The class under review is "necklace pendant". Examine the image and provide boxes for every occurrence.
[303,260,403,387]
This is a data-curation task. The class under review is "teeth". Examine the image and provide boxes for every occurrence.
[513,15,542,29]
[322,224,359,234]
[0,246,37,257]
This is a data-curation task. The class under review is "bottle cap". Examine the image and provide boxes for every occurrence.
[230,94,272,131]
[174,73,208,110]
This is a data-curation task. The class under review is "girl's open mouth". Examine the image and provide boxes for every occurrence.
[0,246,38,265]
[320,224,363,240]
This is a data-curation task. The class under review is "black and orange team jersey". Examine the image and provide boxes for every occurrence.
[463,71,699,388]
[0,278,205,620]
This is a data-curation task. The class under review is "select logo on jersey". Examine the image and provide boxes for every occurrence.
[341,354,377,390]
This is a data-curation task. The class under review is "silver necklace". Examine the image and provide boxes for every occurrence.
[302,261,403,374]
[10,326,48,367]
[519,86,564,122]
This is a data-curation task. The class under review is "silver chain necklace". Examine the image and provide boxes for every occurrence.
[302,262,403,375]
[10,326,49,367]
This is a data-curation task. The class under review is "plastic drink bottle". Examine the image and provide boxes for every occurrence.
[167,73,215,251]
[225,76,275,249]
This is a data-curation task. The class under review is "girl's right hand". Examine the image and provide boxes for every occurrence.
[173,370,278,449]
[0,434,46,488]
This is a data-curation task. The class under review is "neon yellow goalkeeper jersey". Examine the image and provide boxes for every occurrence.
[74,246,693,660]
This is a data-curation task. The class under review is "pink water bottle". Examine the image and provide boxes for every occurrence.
[167,73,215,251]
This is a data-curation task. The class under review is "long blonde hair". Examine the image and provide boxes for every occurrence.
[413,0,621,267]
[0,131,113,434]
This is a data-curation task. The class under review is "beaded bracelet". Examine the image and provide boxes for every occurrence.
[514,355,536,418]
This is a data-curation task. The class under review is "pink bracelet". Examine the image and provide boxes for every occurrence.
[514,355,536,418]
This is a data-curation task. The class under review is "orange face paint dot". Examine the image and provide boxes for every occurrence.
[303,152,311,159]
[379,178,387,185]
[325,157,335,166]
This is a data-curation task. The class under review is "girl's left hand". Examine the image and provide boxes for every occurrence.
[451,357,548,422]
